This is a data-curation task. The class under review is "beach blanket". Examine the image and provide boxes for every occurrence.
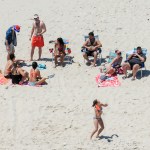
[96,74,121,87]
[0,74,10,85]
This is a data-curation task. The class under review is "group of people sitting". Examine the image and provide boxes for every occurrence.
[82,32,146,80]
[4,54,47,85]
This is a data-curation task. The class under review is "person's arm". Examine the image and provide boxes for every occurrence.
[83,40,90,49]
[94,40,102,49]
[37,70,42,79]
[38,22,46,35]
[29,25,34,40]
[101,103,108,107]
[127,54,134,60]
[110,57,117,65]
[135,54,146,62]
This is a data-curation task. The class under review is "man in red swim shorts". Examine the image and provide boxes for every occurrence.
[30,14,46,61]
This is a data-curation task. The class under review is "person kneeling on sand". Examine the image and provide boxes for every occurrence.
[4,53,24,79]
[82,32,102,67]
[122,46,146,81]
[11,62,29,84]
[100,50,122,75]
[54,38,66,68]
[29,61,47,86]
[90,99,108,139]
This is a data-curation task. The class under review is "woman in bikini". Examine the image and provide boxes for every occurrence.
[54,38,66,67]
[11,62,29,84]
[90,99,108,139]
[29,61,47,86]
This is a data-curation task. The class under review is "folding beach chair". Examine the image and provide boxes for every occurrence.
[81,35,102,65]
[126,48,147,77]
[49,39,72,64]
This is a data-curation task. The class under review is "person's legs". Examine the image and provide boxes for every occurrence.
[38,47,42,60]
[36,78,47,85]
[122,62,131,77]
[92,51,98,67]
[54,55,59,67]
[90,119,98,139]
[83,52,90,63]
[31,46,35,61]
[106,67,115,75]
[96,118,104,138]
[60,53,65,66]
[132,64,140,80]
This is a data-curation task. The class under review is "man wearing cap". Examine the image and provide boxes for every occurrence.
[30,14,46,61]
[5,25,20,60]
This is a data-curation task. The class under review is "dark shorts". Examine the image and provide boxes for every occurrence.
[85,50,97,56]
[4,73,12,79]
[12,74,22,84]
[129,62,142,70]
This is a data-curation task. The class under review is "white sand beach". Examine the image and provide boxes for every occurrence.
[0,0,150,149]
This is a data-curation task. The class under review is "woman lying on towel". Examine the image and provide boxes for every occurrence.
[54,37,66,68]
[29,62,47,86]
[100,50,122,75]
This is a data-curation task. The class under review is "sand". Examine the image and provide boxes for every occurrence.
[0,0,150,149]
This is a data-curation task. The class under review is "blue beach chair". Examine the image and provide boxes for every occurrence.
[126,48,147,77]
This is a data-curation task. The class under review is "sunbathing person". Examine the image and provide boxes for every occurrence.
[29,61,47,86]
[100,50,122,75]
[11,62,29,84]
[4,54,24,78]
[90,99,108,139]
[54,38,66,67]
[122,46,146,80]
[82,32,102,67]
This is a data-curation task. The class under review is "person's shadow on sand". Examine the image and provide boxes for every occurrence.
[98,134,119,142]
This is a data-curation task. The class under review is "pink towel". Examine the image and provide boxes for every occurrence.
[0,74,10,85]
[96,74,121,87]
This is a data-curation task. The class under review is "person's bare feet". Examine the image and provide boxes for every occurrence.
[91,62,97,67]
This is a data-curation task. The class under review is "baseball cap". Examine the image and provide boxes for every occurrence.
[14,25,20,32]
[33,14,39,19]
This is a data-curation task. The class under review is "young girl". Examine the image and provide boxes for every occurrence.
[29,61,47,86]
[54,38,66,67]
[90,99,108,139]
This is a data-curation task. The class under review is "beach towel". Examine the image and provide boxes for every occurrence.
[0,74,10,85]
[96,74,121,87]
[37,64,46,70]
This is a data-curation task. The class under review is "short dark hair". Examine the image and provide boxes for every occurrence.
[92,99,98,107]
[9,54,15,60]
[89,32,94,36]
[57,37,64,46]
[137,46,142,50]
[32,62,38,70]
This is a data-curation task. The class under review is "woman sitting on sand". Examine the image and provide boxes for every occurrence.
[100,50,122,75]
[11,62,29,84]
[90,99,108,139]
[54,38,66,67]
[29,61,47,86]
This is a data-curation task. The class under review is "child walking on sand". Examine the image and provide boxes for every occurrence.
[90,99,108,139]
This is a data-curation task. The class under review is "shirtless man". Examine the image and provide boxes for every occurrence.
[82,32,102,67]
[30,14,46,61]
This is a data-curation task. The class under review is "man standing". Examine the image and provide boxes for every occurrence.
[5,25,20,60]
[30,14,46,61]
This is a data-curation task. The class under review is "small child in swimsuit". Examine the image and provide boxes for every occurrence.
[90,99,108,139]
[29,61,47,86]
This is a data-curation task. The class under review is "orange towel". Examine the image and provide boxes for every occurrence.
[0,74,10,85]
[32,35,44,47]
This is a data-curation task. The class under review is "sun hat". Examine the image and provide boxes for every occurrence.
[14,25,20,32]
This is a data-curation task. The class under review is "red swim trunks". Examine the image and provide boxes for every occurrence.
[32,36,44,47]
